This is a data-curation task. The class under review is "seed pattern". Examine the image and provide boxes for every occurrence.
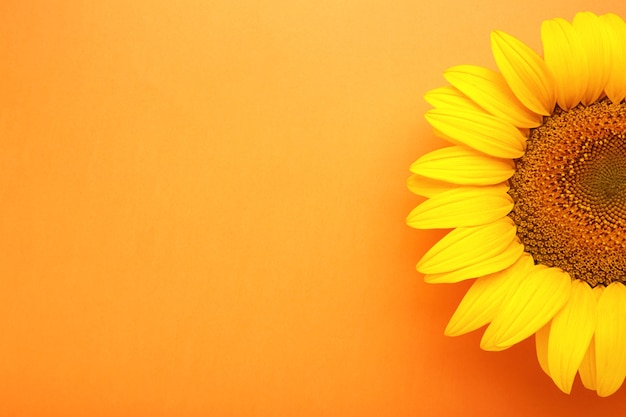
[509,100,626,286]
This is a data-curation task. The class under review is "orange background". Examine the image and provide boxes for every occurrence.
[2,0,626,416]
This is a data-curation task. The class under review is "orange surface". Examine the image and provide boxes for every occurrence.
[3,0,626,416]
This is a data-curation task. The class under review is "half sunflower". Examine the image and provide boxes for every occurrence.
[407,12,626,397]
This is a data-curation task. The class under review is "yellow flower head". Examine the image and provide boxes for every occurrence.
[407,12,626,397]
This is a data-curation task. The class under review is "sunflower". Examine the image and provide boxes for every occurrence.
[407,12,626,397]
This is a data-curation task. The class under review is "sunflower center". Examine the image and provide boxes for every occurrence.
[508,99,626,287]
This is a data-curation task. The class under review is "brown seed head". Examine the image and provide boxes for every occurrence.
[509,100,626,286]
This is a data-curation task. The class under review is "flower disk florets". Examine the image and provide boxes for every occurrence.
[509,99,626,287]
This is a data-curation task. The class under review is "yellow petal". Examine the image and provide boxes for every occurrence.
[443,65,542,128]
[541,18,588,110]
[445,254,533,336]
[406,174,456,198]
[548,279,596,394]
[425,108,526,158]
[406,185,513,229]
[600,13,626,104]
[424,238,524,284]
[410,145,515,186]
[573,12,611,105]
[418,218,517,274]
[578,285,604,391]
[424,86,487,112]
[480,265,571,351]
[595,282,626,397]
[535,323,551,378]
[491,30,556,115]
[579,336,598,391]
